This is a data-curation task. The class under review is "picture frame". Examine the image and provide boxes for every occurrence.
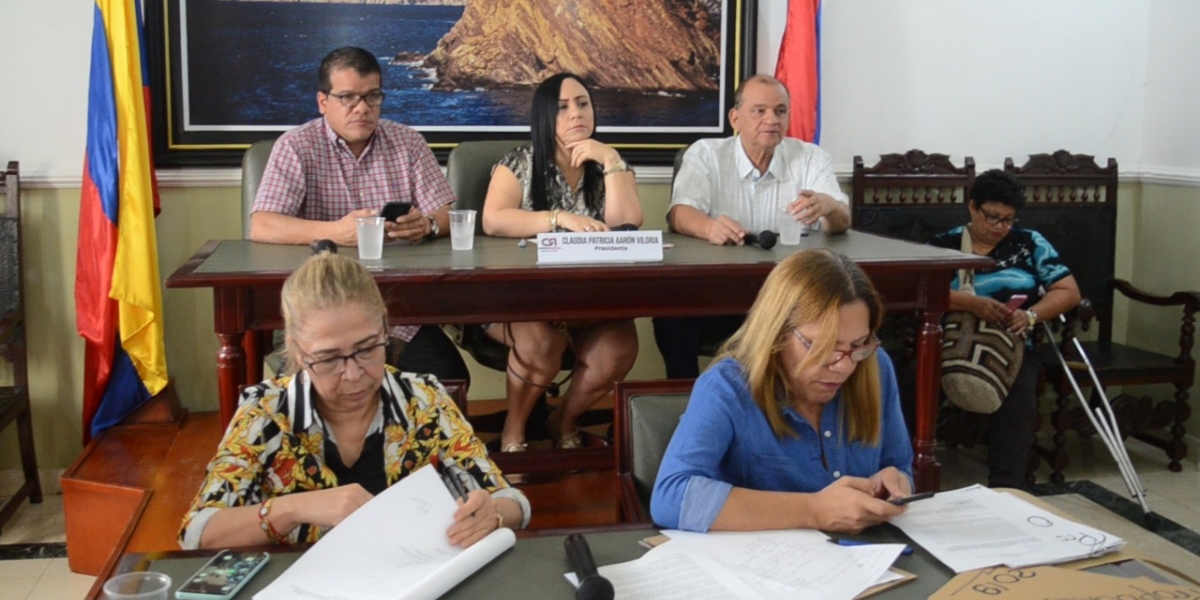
[145,0,757,167]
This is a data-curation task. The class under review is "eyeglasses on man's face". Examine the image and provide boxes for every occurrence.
[791,329,880,366]
[326,91,386,108]
[300,337,388,376]
[978,208,1018,228]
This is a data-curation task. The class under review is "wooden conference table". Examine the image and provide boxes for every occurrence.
[166,230,990,492]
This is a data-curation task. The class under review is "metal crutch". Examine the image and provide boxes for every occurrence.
[1041,317,1151,515]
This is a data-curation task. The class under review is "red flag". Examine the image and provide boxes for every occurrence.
[774,0,822,143]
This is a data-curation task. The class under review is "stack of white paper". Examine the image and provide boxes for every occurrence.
[254,465,515,600]
[890,484,1124,573]
[567,529,905,600]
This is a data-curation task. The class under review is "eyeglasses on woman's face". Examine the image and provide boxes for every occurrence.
[791,329,880,367]
[298,334,388,376]
[976,206,1018,228]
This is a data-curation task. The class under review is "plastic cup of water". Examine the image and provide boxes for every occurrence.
[449,210,476,251]
[779,208,805,245]
[356,216,385,260]
[103,572,172,600]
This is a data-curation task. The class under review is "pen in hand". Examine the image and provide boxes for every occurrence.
[828,538,914,555]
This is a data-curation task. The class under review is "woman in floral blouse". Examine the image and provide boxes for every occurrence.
[480,73,643,454]
[179,250,528,549]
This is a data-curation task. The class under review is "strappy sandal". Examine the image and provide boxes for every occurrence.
[501,441,528,453]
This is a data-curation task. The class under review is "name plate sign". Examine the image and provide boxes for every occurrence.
[536,230,664,264]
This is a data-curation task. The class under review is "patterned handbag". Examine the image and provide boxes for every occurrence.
[940,229,1024,414]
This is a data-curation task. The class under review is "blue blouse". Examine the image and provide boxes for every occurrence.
[650,350,914,532]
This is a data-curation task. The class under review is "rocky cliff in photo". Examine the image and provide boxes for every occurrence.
[424,0,720,94]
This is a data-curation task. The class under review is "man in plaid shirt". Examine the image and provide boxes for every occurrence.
[250,46,468,382]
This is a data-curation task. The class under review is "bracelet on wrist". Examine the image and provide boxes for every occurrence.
[1026,309,1039,328]
[603,160,632,176]
[549,209,559,231]
[258,497,284,544]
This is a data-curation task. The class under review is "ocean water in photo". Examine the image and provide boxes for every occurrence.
[183,1,719,129]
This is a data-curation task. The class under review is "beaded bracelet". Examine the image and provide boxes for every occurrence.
[258,497,284,544]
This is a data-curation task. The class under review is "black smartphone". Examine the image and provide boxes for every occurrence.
[888,491,935,506]
[380,201,413,222]
[175,550,270,600]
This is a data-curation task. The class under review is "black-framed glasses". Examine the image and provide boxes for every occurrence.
[326,91,386,108]
[791,329,880,366]
[979,208,1018,228]
[300,337,388,376]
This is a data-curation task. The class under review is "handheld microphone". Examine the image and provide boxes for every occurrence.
[309,239,339,254]
[565,534,614,600]
[742,230,777,250]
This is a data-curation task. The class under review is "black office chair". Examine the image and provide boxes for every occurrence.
[442,141,611,472]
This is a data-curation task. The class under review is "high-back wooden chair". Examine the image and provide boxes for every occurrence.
[1006,151,1200,478]
[850,150,1045,481]
[0,161,42,534]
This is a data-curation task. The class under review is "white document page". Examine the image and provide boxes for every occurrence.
[662,529,904,600]
[254,465,515,600]
[890,484,1123,573]
[566,544,768,600]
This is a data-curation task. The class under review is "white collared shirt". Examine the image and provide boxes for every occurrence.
[669,136,847,234]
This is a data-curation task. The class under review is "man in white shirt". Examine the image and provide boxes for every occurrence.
[654,74,851,378]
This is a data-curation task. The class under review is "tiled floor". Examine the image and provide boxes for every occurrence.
[0,433,1197,599]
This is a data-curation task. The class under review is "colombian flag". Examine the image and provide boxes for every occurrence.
[76,0,167,443]
[774,0,822,143]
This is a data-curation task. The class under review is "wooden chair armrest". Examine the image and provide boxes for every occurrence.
[1110,278,1200,311]
[617,473,648,523]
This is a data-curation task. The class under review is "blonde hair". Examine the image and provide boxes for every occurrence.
[280,251,387,374]
[719,249,885,442]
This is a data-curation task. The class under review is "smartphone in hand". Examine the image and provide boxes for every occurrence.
[380,202,413,222]
[888,491,935,506]
[1005,294,1029,311]
[175,550,270,600]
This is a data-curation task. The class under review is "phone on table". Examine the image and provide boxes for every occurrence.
[175,550,270,600]
[1005,294,1029,311]
[380,201,413,222]
[888,491,935,506]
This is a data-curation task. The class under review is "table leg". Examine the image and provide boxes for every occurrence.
[913,310,944,492]
[217,332,246,427]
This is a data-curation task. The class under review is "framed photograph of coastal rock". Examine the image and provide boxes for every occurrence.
[147,0,757,167]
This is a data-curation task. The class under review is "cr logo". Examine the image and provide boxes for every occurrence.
[540,238,558,247]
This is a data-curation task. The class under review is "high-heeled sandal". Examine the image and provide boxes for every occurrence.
[500,441,528,453]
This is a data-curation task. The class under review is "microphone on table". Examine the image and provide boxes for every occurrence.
[743,230,777,250]
[309,239,338,254]
[565,533,614,600]
[612,223,639,231]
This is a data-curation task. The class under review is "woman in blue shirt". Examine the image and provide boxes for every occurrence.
[651,249,915,533]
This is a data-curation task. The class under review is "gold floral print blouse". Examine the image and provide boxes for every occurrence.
[179,368,528,549]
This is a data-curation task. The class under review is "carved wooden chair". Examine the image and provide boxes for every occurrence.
[849,150,1036,477]
[0,161,42,534]
[1006,151,1200,479]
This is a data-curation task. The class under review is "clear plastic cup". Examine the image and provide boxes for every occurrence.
[356,216,385,260]
[449,210,476,251]
[103,572,172,600]
[779,207,805,245]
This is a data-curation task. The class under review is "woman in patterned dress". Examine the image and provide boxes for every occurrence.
[179,251,528,549]
[480,73,643,453]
